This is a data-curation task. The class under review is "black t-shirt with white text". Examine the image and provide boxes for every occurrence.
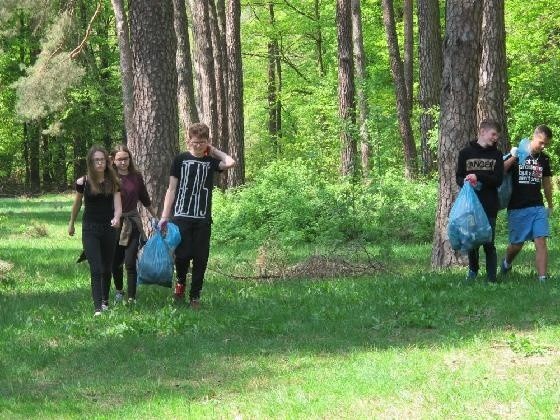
[508,152,552,210]
[170,152,221,221]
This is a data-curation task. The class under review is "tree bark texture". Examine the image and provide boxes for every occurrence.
[226,0,245,187]
[173,0,199,132]
[129,0,179,216]
[267,2,281,155]
[381,0,417,179]
[190,0,219,144]
[209,0,229,158]
[111,0,136,144]
[351,0,370,177]
[336,0,357,177]
[431,0,483,268]
[403,0,413,109]
[418,0,442,174]
[477,0,509,151]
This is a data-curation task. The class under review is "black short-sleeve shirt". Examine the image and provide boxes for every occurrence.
[170,152,221,221]
[508,152,553,210]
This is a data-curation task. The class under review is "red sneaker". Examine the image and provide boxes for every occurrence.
[174,283,185,299]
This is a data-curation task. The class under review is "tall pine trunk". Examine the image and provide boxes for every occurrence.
[381,0,417,179]
[477,0,509,151]
[336,0,357,177]
[129,0,179,215]
[351,0,370,177]
[418,0,442,175]
[431,0,483,268]
[225,0,245,187]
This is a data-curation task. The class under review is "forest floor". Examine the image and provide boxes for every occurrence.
[1,195,560,418]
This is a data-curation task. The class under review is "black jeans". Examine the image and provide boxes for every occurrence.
[468,217,497,281]
[174,220,211,300]
[82,222,117,310]
[112,225,140,299]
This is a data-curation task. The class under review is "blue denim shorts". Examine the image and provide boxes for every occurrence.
[507,206,549,244]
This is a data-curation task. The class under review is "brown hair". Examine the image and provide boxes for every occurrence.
[86,145,120,195]
[479,120,502,133]
[188,122,210,141]
[111,144,137,174]
[535,124,553,140]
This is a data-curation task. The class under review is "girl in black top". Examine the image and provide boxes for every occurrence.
[68,145,122,316]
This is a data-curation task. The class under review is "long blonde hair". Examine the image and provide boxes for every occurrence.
[86,145,120,195]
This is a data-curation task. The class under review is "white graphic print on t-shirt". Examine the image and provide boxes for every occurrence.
[518,157,543,185]
[174,160,211,218]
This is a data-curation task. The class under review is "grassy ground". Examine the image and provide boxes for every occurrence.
[1,195,560,418]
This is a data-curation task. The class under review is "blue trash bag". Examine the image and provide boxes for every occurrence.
[163,222,181,251]
[448,183,493,253]
[498,172,512,210]
[517,138,531,163]
[137,228,174,288]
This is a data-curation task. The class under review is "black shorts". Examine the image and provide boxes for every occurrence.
[172,218,212,260]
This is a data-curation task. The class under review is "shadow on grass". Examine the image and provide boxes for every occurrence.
[2,264,560,416]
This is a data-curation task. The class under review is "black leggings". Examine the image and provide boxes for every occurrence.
[112,226,140,299]
[82,222,117,310]
[468,217,497,281]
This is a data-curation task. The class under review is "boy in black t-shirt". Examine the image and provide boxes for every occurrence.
[455,120,504,282]
[159,123,236,308]
[501,125,554,282]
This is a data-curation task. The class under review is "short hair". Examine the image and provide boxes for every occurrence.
[479,119,502,133]
[188,123,210,141]
[535,124,553,140]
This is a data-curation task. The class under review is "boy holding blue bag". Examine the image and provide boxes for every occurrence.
[455,120,504,282]
[159,123,236,309]
[501,125,553,282]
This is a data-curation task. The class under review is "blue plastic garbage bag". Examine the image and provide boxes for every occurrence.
[498,172,512,210]
[448,183,493,253]
[163,222,181,251]
[137,228,174,288]
[517,138,531,163]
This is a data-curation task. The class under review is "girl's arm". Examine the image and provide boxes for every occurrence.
[68,193,83,236]
[111,192,122,228]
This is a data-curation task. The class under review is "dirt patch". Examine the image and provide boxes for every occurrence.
[0,259,14,280]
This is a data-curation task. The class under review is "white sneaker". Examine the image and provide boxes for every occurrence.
[94,311,102,316]
[101,304,109,311]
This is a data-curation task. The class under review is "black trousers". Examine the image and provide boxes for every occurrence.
[468,217,497,281]
[173,220,211,300]
[112,225,140,299]
[82,222,117,310]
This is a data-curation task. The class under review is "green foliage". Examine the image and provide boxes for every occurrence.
[213,161,437,247]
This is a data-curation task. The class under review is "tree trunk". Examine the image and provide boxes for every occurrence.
[129,0,179,215]
[418,0,442,175]
[173,0,199,132]
[267,2,281,155]
[477,0,509,151]
[111,0,136,144]
[381,0,417,179]
[403,0,413,109]
[28,121,41,193]
[351,0,370,177]
[73,135,87,182]
[209,1,228,155]
[431,0,483,268]
[41,132,52,191]
[314,0,325,77]
[336,0,356,177]
[190,0,219,143]
[225,0,245,187]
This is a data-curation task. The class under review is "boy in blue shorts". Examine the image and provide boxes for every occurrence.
[501,125,553,282]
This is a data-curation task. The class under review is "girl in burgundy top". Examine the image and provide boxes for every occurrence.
[111,145,157,303]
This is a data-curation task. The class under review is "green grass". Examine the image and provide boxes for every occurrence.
[1,195,560,418]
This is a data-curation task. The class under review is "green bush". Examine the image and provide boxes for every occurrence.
[213,162,437,247]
